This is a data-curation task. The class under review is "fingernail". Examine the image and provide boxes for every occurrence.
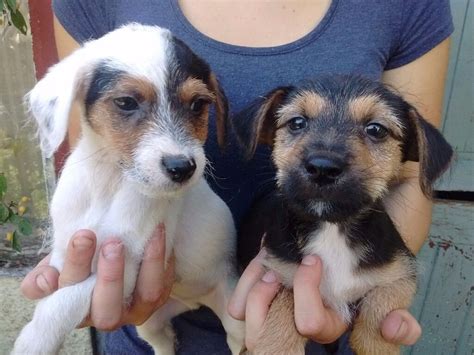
[102,242,123,260]
[36,274,51,293]
[262,270,277,283]
[73,235,94,250]
[302,255,319,266]
[395,320,408,341]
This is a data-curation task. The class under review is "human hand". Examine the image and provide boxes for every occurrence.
[228,251,421,351]
[20,225,175,330]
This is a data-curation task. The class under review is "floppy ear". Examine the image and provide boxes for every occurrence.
[403,108,453,196]
[26,49,90,158]
[233,86,292,159]
[208,73,229,150]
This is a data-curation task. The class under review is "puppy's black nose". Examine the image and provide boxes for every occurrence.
[162,155,196,183]
[305,156,345,185]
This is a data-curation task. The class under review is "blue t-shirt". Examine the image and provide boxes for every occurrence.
[52,1,453,354]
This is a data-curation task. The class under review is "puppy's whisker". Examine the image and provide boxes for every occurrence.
[62,147,108,169]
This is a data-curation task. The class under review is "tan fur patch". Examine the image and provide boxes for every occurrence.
[117,76,157,102]
[272,131,312,189]
[271,92,328,176]
[348,135,403,200]
[185,106,209,143]
[348,95,404,137]
[83,76,157,166]
[277,91,328,124]
[350,277,416,354]
[86,100,154,166]
[247,289,306,355]
[349,255,416,354]
[178,77,217,144]
[178,77,214,104]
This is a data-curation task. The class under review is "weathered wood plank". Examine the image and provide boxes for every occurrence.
[439,0,473,191]
[437,152,473,192]
[443,0,473,152]
[404,201,473,354]
[442,0,469,123]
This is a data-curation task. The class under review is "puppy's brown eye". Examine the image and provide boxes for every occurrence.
[190,98,208,114]
[114,97,139,111]
[365,123,388,140]
[288,116,308,131]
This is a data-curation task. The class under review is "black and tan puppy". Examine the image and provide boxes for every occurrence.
[234,76,453,354]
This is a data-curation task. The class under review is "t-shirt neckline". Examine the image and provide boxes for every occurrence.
[170,0,339,56]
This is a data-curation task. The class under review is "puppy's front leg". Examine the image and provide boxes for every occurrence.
[350,277,416,355]
[12,275,97,355]
[249,288,306,355]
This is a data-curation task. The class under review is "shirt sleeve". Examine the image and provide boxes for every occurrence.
[386,0,454,70]
[52,0,117,43]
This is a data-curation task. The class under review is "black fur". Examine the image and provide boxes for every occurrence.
[232,86,293,158]
[85,61,124,116]
[170,36,211,85]
[404,111,453,195]
[238,189,412,271]
[170,36,229,148]
[345,201,413,268]
[238,188,316,270]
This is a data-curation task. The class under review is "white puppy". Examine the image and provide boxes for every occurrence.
[13,24,244,355]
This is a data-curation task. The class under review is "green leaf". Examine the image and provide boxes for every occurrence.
[9,214,32,235]
[0,203,9,223]
[5,0,15,10]
[10,8,27,34]
[18,217,32,236]
[12,231,21,252]
[1,1,5,13]
[9,213,20,225]
[0,174,6,199]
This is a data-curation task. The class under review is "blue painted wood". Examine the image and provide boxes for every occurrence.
[438,0,473,192]
[404,201,474,354]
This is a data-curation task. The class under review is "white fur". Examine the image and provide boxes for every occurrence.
[13,24,244,355]
[303,223,363,323]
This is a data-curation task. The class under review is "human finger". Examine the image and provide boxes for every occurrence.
[125,225,175,324]
[244,270,281,350]
[58,230,96,288]
[87,239,125,330]
[293,255,347,344]
[381,309,422,345]
[228,248,267,320]
[20,254,59,299]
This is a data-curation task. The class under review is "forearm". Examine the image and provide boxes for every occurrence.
[384,162,433,254]
[381,38,450,254]
[53,15,82,148]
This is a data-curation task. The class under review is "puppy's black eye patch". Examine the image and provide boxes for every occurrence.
[114,97,139,111]
[85,62,125,115]
[365,122,389,140]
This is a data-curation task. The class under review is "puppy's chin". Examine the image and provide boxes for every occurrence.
[279,173,373,222]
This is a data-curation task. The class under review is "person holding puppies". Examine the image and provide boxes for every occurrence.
[21,0,453,353]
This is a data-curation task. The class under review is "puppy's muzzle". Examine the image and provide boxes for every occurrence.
[161,155,197,183]
[304,155,346,186]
